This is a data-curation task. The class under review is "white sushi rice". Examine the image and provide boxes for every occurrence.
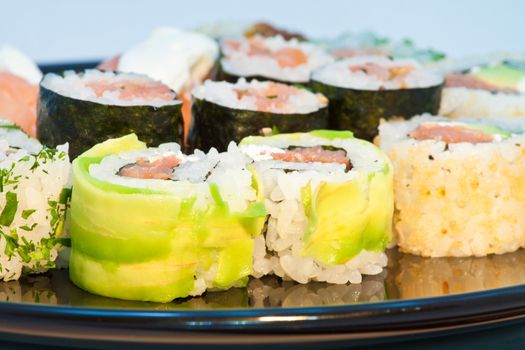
[311,56,443,90]
[379,114,525,257]
[0,118,70,281]
[241,137,389,284]
[440,87,525,119]
[88,142,257,294]
[221,35,333,83]
[118,27,219,93]
[192,79,327,114]
[40,70,181,108]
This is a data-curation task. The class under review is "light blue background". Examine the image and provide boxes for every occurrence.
[1,0,523,63]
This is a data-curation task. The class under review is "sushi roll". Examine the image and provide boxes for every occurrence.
[37,70,184,158]
[311,56,444,140]
[317,31,445,63]
[220,35,333,83]
[0,45,42,136]
[240,130,393,284]
[378,114,525,257]
[69,134,265,302]
[189,79,329,151]
[440,60,525,119]
[0,118,70,281]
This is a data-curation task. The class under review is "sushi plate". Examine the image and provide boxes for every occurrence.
[1,62,524,349]
[2,249,525,349]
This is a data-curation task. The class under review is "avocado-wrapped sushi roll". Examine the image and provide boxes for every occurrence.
[69,134,265,302]
[240,130,393,284]
[189,79,329,151]
[311,56,444,140]
[378,114,525,257]
[0,118,70,281]
[440,60,525,119]
[37,70,183,158]
[220,35,333,83]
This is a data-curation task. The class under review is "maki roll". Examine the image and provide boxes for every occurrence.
[378,114,525,257]
[37,70,183,158]
[69,134,265,302]
[440,60,525,119]
[311,56,443,140]
[240,130,393,284]
[0,118,70,281]
[190,79,329,151]
[220,35,333,83]
[0,45,42,136]
[318,31,445,63]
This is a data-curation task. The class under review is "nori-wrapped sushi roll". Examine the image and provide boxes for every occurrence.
[310,56,443,140]
[37,70,184,158]
[189,79,329,151]
[219,35,333,83]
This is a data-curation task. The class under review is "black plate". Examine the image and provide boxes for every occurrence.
[2,248,525,349]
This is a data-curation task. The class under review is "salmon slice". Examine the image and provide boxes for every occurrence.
[97,55,121,71]
[349,63,414,81]
[445,74,518,94]
[118,156,181,180]
[225,38,308,68]
[0,72,38,137]
[331,48,387,59]
[272,146,351,170]
[233,82,301,113]
[410,123,494,144]
[85,79,176,101]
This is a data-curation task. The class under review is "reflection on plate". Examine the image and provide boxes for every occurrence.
[3,249,525,309]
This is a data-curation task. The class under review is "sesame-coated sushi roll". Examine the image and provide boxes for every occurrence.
[240,130,393,284]
[311,56,443,140]
[379,114,525,257]
[69,134,265,302]
[189,79,329,151]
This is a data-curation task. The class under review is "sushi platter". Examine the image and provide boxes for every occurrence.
[0,22,525,349]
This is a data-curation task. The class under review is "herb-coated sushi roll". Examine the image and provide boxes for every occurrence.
[189,79,329,151]
[240,130,393,284]
[0,45,42,136]
[440,60,525,119]
[311,56,444,140]
[69,134,265,302]
[378,114,525,257]
[0,118,70,281]
[37,70,184,158]
[220,35,333,83]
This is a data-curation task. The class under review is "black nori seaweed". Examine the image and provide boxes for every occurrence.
[37,82,184,159]
[309,80,443,141]
[188,97,328,152]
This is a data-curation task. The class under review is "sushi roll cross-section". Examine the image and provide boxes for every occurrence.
[190,79,329,151]
[440,60,525,119]
[0,118,70,281]
[240,130,393,284]
[69,134,266,302]
[379,114,525,257]
[37,70,184,158]
[311,56,443,140]
[220,35,333,83]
